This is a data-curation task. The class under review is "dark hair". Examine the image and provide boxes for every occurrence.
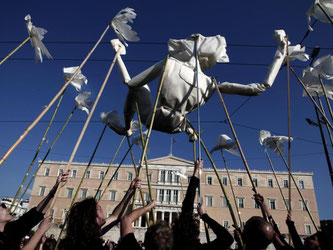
[59,198,103,249]
[243,216,274,249]
[172,214,200,250]
[144,221,173,250]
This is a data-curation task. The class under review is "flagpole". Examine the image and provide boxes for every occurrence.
[0,37,30,66]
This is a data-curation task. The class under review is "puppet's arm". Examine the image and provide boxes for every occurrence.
[217,30,287,96]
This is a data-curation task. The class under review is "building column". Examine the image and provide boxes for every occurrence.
[169,211,172,225]
[162,211,165,221]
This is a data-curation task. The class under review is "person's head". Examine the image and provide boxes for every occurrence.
[0,203,12,225]
[50,234,55,239]
[172,214,200,247]
[43,238,56,250]
[144,221,173,250]
[64,198,105,243]
[243,216,275,250]
[304,231,333,250]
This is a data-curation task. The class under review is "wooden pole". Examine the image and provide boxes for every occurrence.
[317,94,333,150]
[0,37,30,66]
[220,150,243,228]
[274,144,319,232]
[316,2,333,26]
[9,90,65,213]
[213,80,267,219]
[285,36,292,217]
[0,25,110,166]
[48,47,122,215]
[319,76,333,124]
[261,146,289,211]
[11,106,77,214]
[95,136,126,199]
[290,66,333,130]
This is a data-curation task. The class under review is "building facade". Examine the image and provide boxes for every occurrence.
[28,155,320,242]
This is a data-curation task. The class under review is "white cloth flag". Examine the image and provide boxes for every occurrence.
[259,130,293,154]
[63,66,88,92]
[307,0,333,31]
[101,110,139,136]
[210,134,239,156]
[75,92,93,115]
[111,7,140,47]
[132,130,150,154]
[25,14,52,63]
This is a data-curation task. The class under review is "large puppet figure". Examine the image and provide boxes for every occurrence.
[108,30,305,136]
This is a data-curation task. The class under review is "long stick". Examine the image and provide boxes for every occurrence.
[95,136,126,200]
[319,76,333,124]
[220,150,243,228]
[9,90,65,213]
[286,37,292,217]
[317,94,333,150]
[0,37,30,66]
[192,141,210,243]
[275,145,319,232]
[262,146,289,211]
[48,48,122,215]
[186,120,238,228]
[0,25,110,166]
[314,96,333,185]
[316,2,333,26]
[290,66,333,130]
[126,135,150,226]
[213,80,267,219]
[56,124,107,243]
[12,106,77,214]
[194,36,203,204]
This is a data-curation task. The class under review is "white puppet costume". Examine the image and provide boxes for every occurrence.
[110,30,291,135]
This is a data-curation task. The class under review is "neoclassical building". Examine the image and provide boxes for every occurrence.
[28,154,319,242]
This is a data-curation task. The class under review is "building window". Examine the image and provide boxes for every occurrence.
[305,224,312,235]
[167,171,172,183]
[207,176,212,185]
[113,171,118,180]
[99,171,105,179]
[58,168,63,176]
[283,179,289,188]
[110,191,116,201]
[187,176,191,183]
[173,190,179,202]
[237,197,244,208]
[222,177,228,186]
[62,209,68,220]
[285,199,293,210]
[44,168,50,176]
[299,180,304,189]
[72,170,77,178]
[237,178,243,186]
[85,171,90,179]
[268,179,273,188]
[223,220,230,230]
[39,186,46,196]
[127,172,133,181]
[81,189,87,199]
[206,196,213,207]
[175,175,180,184]
[253,178,258,187]
[148,173,153,182]
[166,190,171,203]
[301,200,308,211]
[268,199,276,210]
[159,190,164,202]
[144,192,150,202]
[95,190,102,200]
[160,170,166,182]
[221,196,227,207]
[67,188,73,198]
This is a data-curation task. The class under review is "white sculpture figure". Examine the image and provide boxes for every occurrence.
[210,134,239,156]
[259,130,293,154]
[75,92,93,115]
[301,54,333,99]
[110,30,302,135]
[63,66,88,92]
[25,14,53,63]
[307,0,333,31]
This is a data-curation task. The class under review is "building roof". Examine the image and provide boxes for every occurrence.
[146,154,194,166]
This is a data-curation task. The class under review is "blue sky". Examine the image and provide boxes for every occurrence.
[0,0,332,220]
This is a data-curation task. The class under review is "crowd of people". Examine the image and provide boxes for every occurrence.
[1,160,332,250]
